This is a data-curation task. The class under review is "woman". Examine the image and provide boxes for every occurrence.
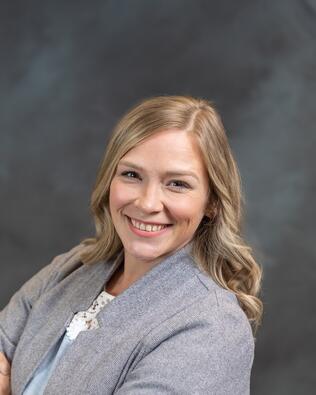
[0,95,263,394]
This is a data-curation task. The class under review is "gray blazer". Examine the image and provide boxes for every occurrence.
[0,243,254,394]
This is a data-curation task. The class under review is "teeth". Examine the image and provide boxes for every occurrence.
[130,218,167,232]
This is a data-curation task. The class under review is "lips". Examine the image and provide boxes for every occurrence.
[125,215,172,237]
[126,215,172,227]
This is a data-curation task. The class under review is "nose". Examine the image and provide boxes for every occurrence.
[134,182,164,213]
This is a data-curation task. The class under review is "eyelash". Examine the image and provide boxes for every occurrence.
[120,171,190,190]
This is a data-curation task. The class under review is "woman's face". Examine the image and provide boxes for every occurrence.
[109,129,210,264]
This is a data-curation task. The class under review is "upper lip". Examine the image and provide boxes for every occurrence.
[127,215,171,226]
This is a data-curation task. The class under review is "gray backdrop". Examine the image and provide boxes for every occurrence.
[1,1,315,393]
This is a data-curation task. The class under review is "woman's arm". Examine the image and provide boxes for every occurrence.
[0,244,83,362]
[0,352,11,395]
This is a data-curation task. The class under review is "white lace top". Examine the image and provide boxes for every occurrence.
[66,290,116,340]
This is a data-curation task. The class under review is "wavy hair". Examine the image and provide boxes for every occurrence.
[80,95,263,333]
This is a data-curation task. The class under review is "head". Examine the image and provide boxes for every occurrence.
[108,127,212,265]
[86,95,240,258]
[82,95,262,332]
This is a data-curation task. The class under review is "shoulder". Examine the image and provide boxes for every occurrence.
[129,281,254,394]
[147,284,253,341]
[46,243,89,279]
[143,269,254,364]
[194,265,253,337]
[17,243,90,305]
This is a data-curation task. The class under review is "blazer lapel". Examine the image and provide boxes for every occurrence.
[96,241,197,331]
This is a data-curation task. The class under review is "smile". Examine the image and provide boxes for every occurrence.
[129,216,170,232]
[126,216,172,236]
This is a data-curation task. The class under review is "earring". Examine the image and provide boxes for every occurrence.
[204,210,216,224]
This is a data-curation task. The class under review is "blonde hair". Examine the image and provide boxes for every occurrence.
[81,95,263,333]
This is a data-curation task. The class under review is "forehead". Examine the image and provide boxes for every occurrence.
[121,129,206,170]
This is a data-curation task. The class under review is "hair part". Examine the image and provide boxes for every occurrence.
[80,95,263,334]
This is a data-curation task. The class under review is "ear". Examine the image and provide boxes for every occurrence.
[204,200,218,220]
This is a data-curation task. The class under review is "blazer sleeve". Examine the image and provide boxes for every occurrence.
[116,298,255,395]
[0,244,83,362]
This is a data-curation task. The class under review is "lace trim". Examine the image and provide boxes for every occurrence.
[66,291,115,340]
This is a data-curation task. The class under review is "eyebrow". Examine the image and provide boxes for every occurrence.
[118,160,200,181]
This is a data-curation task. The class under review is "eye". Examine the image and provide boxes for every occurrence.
[120,170,140,179]
[168,180,190,190]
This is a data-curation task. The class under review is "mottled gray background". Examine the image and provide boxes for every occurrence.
[1,0,315,393]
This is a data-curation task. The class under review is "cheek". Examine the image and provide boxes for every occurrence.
[109,180,124,211]
[169,196,205,223]
[109,179,135,210]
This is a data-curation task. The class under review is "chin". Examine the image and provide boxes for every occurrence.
[125,241,169,260]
